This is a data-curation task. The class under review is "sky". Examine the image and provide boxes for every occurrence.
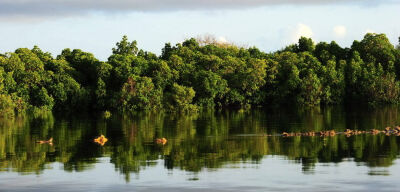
[0,0,399,61]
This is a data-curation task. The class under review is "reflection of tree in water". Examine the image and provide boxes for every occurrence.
[0,106,400,181]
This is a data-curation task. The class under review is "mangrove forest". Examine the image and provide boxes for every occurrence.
[0,33,400,117]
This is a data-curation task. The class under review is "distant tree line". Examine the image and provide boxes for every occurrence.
[0,33,400,116]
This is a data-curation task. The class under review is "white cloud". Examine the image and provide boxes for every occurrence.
[217,36,228,43]
[333,25,347,38]
[365,29,375,34]
[292,23,313,42]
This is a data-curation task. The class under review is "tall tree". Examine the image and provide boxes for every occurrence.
[112,35,139,56]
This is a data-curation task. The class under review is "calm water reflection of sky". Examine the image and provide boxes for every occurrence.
[1,157,400,192]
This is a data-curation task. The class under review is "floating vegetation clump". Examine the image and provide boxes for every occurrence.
[156,138,168,145]
[36,137,53,145]
[94,135,108,146]
[281,126,400,137]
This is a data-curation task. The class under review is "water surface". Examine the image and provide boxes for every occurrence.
[1,106,400,191]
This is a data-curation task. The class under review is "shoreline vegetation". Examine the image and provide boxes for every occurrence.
[0,33,400,117]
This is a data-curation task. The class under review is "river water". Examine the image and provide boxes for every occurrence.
[1,106,400,191]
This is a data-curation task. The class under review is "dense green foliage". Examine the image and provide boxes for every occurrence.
[0,33,400,115]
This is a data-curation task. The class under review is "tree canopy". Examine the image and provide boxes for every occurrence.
[0,33,400,116]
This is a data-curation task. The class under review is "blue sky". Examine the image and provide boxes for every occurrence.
[0,0,399,61]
